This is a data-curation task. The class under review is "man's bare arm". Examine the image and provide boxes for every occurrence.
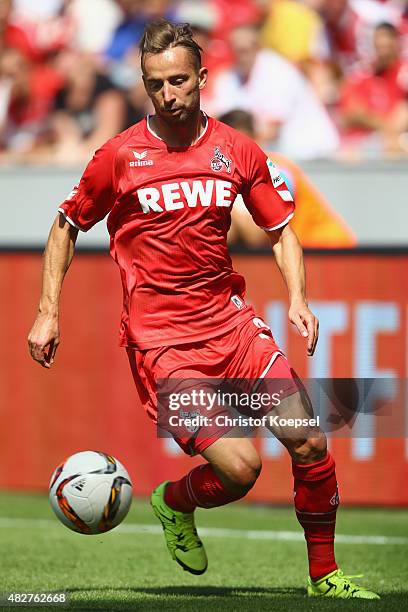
[28,213,78,368]
[267,224,319,356]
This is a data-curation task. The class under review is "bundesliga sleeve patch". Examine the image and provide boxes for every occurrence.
[266,160,293,202]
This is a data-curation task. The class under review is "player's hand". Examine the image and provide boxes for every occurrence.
[288,299,319,356]
[28,312,60,369]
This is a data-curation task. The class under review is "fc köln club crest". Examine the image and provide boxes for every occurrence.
[210,147,232,173]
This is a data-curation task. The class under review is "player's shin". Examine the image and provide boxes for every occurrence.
[292,451,339,581]
[165,463,249,513]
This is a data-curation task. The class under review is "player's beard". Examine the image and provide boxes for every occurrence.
[159,107,190,125]
[157,89,200,127]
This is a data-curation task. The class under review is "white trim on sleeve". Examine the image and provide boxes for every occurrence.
[277,189,294,202]
[261,212,294,232]
[58,208,86,232]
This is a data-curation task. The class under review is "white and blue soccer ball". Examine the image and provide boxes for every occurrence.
[49,451,132,534]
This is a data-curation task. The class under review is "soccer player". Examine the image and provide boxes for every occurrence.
[28,21,379,599]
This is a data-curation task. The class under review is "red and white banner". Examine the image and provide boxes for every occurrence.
[0,253,407,505]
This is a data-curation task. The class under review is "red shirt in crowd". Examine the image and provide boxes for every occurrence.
[8,64,62,127]
[1,22,38,61]
[339,59,408,137]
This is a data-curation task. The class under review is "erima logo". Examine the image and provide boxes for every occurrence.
[130,150,154,167]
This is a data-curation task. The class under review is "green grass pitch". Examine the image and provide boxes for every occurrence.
[0,492,407,611]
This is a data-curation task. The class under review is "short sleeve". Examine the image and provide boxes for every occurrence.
[240,141,295,231]
[58,140,117,232]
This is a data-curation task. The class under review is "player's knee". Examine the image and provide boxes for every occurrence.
[291,436,327,464]
[227,453,262,492]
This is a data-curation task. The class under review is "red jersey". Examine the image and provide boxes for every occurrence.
[8,65,62,127]
[339,59,408,138]
[3,23,39,61]
[58,115,295,349]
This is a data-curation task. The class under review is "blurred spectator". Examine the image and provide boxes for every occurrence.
[14,0,64,19]
[319,0,398,72]
[0,0,38,61]
[47,52,126,164]
[68,0,122,54]
[260,0,339,105]
[12,0,70,59]
[105,0,175,61]
[0,48,62,155]
[175,1,232,108]
[204,24,339,159]
[211,0,263,40]
[2,0,407,165]
[105,0,146,61]
[338,22,408,156]
[124,77,150,127]
[179,0,263,74]
[394,0,408,60]
[176,1,227,74]
[117,47,151,128]
[143,0,176,21]
[220,109,356,249]
[261,0,329,65]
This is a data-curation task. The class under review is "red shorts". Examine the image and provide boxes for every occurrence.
[127,316,300,456]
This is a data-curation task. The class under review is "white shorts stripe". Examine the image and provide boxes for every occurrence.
[258,351,284,379]
[251,350,284,394]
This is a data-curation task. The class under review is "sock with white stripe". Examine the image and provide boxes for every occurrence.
[292,452,339,581]
[164,464,244,513]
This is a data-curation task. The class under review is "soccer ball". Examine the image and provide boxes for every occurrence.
[49,451,132,535]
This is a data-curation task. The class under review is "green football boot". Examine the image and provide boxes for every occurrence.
[308,569,380,599]
[150,481,208,575]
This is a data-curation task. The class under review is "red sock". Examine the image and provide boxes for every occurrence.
[164,464,244,512]
[292,452,339,581]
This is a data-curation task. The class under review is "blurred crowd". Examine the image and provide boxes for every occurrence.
[1,0,408,165]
